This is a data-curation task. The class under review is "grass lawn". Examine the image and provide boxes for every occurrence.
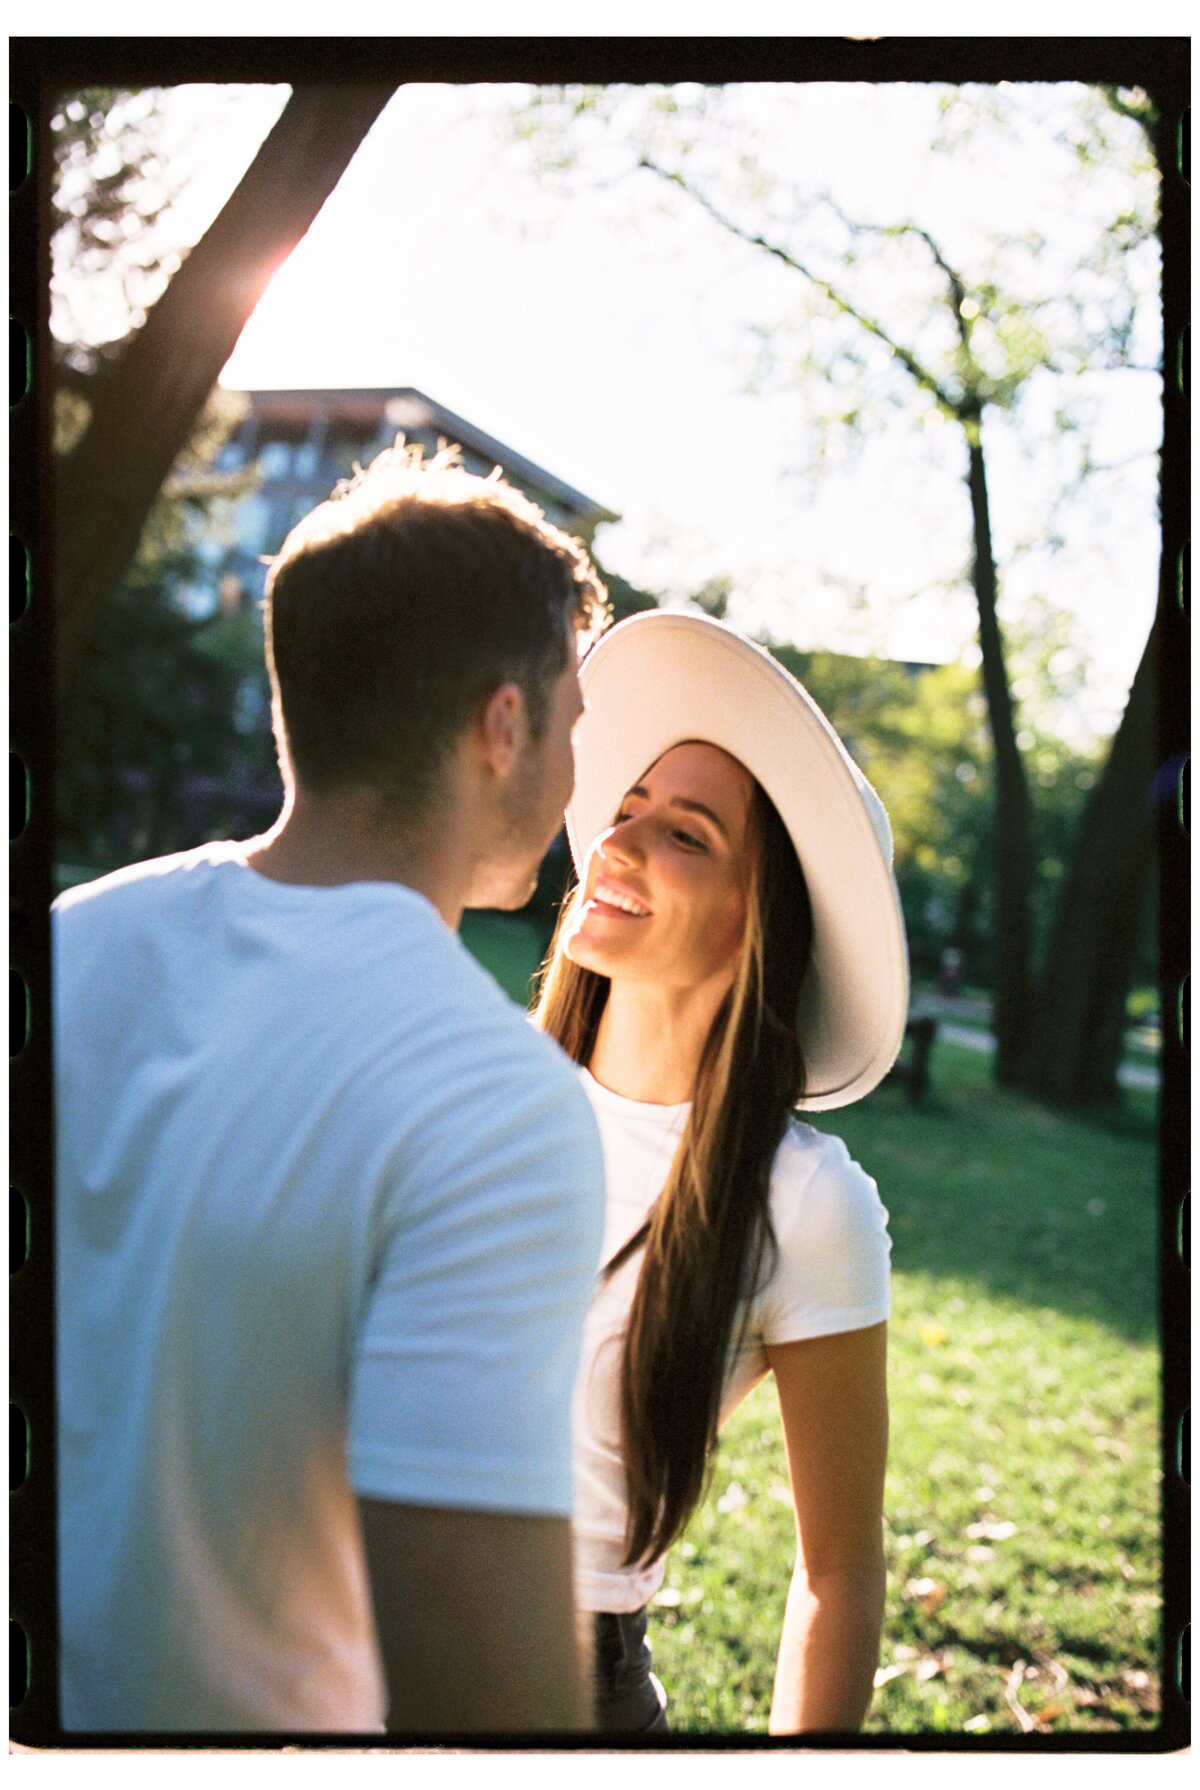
[651,1044,1163,1739]
[462,914,1166,1740]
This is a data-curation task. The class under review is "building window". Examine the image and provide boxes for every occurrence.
[236,495,272,556]
[258,440,295,481]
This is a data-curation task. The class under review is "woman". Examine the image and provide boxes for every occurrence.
[534,610,909,1735]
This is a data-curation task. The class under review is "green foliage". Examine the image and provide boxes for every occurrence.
[762,639,1102,981]
[688,575,732,621]
[50,85,279,879]
[590,557,660,625]
[457,910,549,1005]
[56,576,278,876]
[768,642,988,863]
[50,87,184,377]
[646,1041,1161,1735]
[56,394,279,877]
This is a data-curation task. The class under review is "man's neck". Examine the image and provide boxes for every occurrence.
[243,783,470,928]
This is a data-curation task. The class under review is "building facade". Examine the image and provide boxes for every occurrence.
[199,385,618,618]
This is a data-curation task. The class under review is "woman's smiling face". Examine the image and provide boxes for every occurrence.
[564,741,756,996]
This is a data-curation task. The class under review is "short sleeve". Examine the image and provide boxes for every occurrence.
[346,1030,605,1519]
[754,1122,892,1345]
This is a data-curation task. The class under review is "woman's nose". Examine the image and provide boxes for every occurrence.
[599,817,644,866]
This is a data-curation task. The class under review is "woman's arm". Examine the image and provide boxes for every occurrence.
[764,1320,889,1733]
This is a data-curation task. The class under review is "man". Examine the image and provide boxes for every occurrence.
[53,443,608,1734]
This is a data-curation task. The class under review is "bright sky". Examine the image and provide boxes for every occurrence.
[85,76,1165,740]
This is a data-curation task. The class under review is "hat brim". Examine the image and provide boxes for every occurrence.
[565,611,910,1111]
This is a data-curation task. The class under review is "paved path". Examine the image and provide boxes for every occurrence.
[937,1022,1160,1091]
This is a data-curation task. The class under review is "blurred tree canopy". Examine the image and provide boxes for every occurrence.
[49,88,284,877]
[51,82,395,678]
[50,87,194,388]
[513,80,1164,1103]
[761,641,1115,993]
[592,558,661,625]
[54,388,282,882]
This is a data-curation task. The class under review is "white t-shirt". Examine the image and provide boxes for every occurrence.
[53,842,605,1733]
[573,1069,891,1614]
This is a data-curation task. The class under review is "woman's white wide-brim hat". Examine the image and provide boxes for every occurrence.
[565,610,910,1111]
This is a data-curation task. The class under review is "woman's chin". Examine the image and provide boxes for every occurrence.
[562,918,612,975]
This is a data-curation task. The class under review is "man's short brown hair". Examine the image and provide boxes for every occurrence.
[263,440,608,815]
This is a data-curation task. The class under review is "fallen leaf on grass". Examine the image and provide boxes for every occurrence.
[873,1662,910,1688]
[904,1576,948,1615]
[1031,1702,1070,1726]
[875,1653,944,1690]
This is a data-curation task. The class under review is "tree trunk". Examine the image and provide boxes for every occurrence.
[964,425,1034,1083]
[54,83,396,678]
[1016,620,1157,1104]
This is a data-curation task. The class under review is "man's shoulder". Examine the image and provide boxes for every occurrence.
[397,942,590,1107]
[53,842,238,919]
[356,946,603,1233]
[296,900,587,1117]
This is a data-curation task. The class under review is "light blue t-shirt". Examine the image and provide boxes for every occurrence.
[53,843,605,1732]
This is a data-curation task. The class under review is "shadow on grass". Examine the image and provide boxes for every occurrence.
[833,1046,1159,1346]
[460,913,1161,1349]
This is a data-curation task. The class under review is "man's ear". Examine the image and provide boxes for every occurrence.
[474,682,527,776]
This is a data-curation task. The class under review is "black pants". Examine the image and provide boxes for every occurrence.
[593,1608,670,1734]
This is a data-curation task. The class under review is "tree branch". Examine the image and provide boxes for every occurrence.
[637,157,960,414]
[55,82,397,677]
[820,197,974,355]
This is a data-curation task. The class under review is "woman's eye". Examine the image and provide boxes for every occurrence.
[673,829,705,850]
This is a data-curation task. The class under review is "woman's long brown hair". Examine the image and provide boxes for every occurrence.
[534,779,812,1567]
